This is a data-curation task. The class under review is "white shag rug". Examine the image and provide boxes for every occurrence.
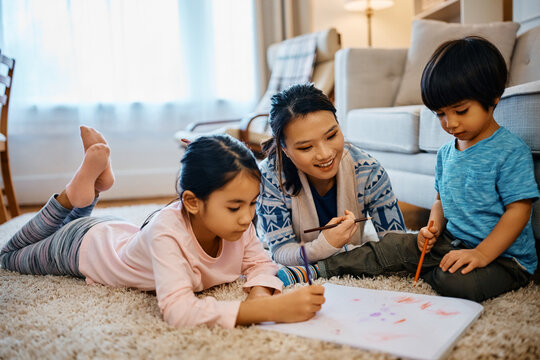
[1,204,539,360]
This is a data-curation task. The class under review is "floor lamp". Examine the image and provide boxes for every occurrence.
[344,0,395,47]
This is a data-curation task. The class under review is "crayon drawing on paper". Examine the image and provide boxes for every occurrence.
[259,283,483,360]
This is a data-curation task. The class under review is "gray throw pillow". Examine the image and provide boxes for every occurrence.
[394,19,520,107]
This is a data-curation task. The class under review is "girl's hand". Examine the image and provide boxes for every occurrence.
[323,210,358,248]
[236,285,325,325]
[246,286,273,300]
[271,285,326,323]
[417,223,438,252]
[440,249,490,275]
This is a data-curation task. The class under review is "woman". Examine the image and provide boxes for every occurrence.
[256,84,406,284]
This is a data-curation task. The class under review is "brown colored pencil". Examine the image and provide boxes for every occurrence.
[303,217,372,233]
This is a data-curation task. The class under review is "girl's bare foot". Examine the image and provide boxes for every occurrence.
[80,126,115,192]
[65,144,110,208]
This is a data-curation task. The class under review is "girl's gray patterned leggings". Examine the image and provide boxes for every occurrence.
[0,195,112,278]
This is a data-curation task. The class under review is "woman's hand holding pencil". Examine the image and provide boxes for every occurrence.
[305,210,366,249]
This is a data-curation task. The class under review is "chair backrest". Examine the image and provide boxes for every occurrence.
[250,29,341,134]
[311,28,342,99]
[266,28,341,98]
[0,51,15,141]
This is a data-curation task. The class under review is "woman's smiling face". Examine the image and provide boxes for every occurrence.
[282,110,344,187]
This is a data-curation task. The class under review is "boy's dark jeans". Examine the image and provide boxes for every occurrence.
[317,231,531,302]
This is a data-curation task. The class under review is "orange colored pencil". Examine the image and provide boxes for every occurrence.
[413,220,434,287]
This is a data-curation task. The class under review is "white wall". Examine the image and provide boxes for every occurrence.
[310,0,540,48]
[514,0,540,33]
[11,130,180,205]
[10,103,249,205]
[10,113,184,205]
[311,0,414,48]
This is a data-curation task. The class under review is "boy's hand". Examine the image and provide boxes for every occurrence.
[323,210,358,248]
[417,223,438,252]
[440,249,490,274]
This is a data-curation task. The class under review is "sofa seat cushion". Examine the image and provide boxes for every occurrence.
[364,150,436,176]
[419,80,540,153]
[418,107,453,153]
[344,105,423,154]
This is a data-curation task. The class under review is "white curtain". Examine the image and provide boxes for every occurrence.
[1,0,258,131]
[0,0,261,204]
[252,0,312,97]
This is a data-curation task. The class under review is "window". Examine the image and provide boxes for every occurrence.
[1,0,257,108]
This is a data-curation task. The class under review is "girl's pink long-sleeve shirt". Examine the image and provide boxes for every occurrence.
[78,201,282,329]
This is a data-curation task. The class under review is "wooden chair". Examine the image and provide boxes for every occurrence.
[0,51,20,223]
[174,29,341,158]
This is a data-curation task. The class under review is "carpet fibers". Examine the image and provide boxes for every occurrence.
[1,204,539,359]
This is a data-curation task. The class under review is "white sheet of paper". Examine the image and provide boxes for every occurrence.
[258,283,483,360]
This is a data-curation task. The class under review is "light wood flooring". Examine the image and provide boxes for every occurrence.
[18,196,177,214]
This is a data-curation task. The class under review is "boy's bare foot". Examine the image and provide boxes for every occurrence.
[66,144,110,208]
[80,126,115,192]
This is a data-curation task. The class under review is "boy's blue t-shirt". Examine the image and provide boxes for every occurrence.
[435,126,539,274]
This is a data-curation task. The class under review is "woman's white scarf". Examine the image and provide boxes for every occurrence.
[290,150,366,246]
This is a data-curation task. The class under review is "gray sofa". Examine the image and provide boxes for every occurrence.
[335,21,540,241]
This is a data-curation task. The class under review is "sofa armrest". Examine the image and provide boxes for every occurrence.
[335,47,408,125]
[495,79,540,154]
[500,79,540,99]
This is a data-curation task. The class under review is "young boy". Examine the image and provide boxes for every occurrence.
[277,36,539,302]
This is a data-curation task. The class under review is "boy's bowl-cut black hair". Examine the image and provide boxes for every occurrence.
[421,36,508,112]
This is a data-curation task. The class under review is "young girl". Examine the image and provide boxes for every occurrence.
[256,84,406,284]
[0,127,325,328]
[278,37,538,302]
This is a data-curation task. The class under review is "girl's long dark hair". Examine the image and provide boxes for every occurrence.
[141,134,260,228]
[262,83,337,196]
